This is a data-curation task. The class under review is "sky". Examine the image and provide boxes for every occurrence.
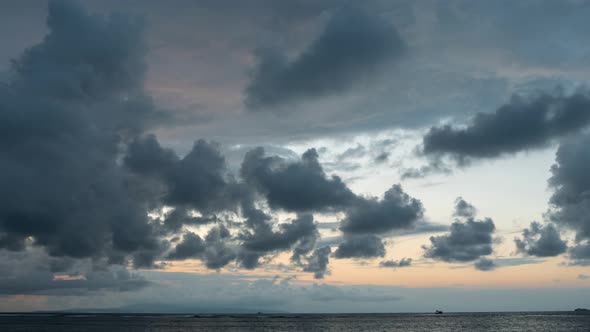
[0,0,590,313]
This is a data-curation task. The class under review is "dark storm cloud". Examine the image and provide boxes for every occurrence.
[379,258,412,268]
[424,200,496,263]
[244,6,404,109]
[333,234,385,259]
[240,147,356,212]
[474,258,496,271]
[166,232,206,260]
[514,222,567,257]
[301,246,332,279]
[125,135,241,214]
[339,185,424,235]
[546,133,590,263]
[0,0,164,267]
[419,92,590,164]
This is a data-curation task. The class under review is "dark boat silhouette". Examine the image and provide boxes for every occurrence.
[434,310,444,315]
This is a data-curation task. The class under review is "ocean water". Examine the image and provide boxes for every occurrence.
[1,312,589,331]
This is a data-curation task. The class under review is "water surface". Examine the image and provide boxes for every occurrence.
[1,312,589,331]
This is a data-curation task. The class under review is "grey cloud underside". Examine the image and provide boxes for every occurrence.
[0,0,164,268]
[125,135,243,214]
[547,133,590,263]
[0,1,352,283]
[301,246,332,279]
[334,234,385,259]
[244,6,404,109]
[424,218,495,262]
[423,198,496,265]
[165,232,205,260]
[514,222,567,257]
[9,0,587,146]
[420,92,590,165]
[339,185,424,235]
[240,147,356,212]
[239,147,425,260]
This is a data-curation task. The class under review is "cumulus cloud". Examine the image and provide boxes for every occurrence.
[125,135,241,214]
[201,225,237,270]
[301,246,332,279]
[546,133,590,263]
[166,232,206,260]
[240,147,356,212]
[379,258,412,268]
[514,222,567,257]
[333,234,385,259]
[244,6,404,109]
[0,0,164,268]
[339,184,424,235]
[419,92,590,165]
[239,213,319,269]
[423,199,496,263]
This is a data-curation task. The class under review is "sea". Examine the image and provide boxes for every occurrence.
[1,312,589,331]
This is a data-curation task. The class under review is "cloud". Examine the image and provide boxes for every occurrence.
[239,213,319,268]
[336,143,367,161]
[493,257,545,268]
[400,158,452,180]
[578,274,589,280]
[0,250,149,295]
[201,225,237,270]
[339,184,424,235]
[423,199,496,263]
[419,91,590,165]
[379,258,412,268]
[0,0,164,268]
[514,222,567,257]
[166,232,206,260]
[546,133,590,263]
[240,147,356,212]
[453,197,477,219]
[244,6,404,109]
[125,135,241,214]
[474,258,496,271]
[333,234,385,259]
[301,246,332,279]
[161,207,218,234]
